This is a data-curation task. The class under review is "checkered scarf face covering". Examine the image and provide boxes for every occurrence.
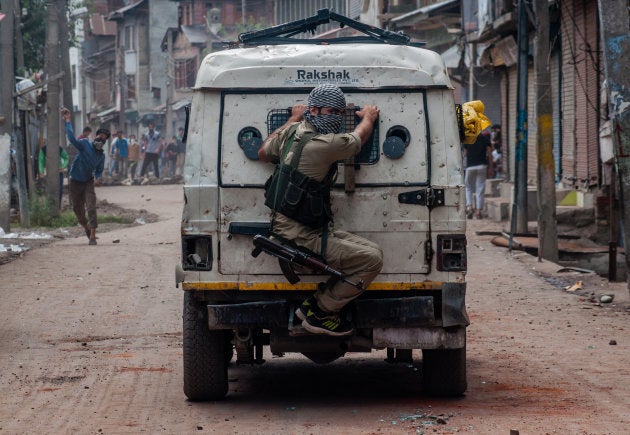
[304,84,346,134]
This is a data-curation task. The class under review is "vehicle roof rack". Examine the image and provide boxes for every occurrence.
[239,8,420,47]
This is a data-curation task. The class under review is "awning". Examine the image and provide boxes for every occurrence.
[172,99,191,111]
[441,43,489,69]
[391,0,460,27]
[441,44,464,69]
[108,0,147,21]
[390,0,461,51]
[96,107,118,124]
[181,25,214,45]
[125,110,139,123]
[90,13,117,36]
[97,106,117,122]
[161,25,222,51]
[97,107,117,117]
[139,111,165,125]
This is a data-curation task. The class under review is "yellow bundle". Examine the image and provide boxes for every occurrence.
[461,100,492,144]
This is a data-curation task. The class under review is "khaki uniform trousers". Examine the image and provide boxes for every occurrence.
[290,228,383,313]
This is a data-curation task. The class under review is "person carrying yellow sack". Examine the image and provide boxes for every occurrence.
[460,100,492,219]
[462,100,491,144]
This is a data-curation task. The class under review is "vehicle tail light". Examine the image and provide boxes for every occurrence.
[436,234,467,271]
[182,235,213,271]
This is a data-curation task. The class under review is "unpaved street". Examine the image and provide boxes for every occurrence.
[0,184,628,434]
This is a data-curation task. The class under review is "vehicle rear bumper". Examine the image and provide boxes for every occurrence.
[204,281,469,330]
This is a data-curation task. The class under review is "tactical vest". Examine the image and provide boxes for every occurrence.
[264,124,337,229]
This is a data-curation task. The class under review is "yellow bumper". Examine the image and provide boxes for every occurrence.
[181,281,444,291]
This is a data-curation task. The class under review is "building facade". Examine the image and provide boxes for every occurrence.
[108,0,178,138]
[466,0,603,190]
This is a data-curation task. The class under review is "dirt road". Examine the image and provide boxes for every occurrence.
[0,184,628,434]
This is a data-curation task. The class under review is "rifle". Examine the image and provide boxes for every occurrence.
[251,234,363,290]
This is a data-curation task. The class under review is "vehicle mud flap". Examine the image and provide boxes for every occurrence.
[442,282,469,327]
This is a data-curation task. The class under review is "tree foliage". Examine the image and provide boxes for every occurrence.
[19,0,79,75]
[20,0,47,74]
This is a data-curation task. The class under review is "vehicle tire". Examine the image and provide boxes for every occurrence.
[183,292,229,401]
[421,345,467,397]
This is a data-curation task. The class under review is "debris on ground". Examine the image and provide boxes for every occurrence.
[565,281,583,292]
[0,201,158,266]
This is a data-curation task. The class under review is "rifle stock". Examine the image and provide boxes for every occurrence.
[252,234,363,290]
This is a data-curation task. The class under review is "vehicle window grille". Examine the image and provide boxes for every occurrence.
[266,108,379,165]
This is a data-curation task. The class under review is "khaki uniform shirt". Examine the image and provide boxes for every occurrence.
[263,121,362,241]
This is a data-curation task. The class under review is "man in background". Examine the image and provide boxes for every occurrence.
[176,127,186,176]
[140,122,161,181]
[127,134,140,182]
[111,131,129,179]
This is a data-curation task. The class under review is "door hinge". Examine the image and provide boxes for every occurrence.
[398,188,445,209]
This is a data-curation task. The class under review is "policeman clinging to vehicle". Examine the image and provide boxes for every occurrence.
[258,83,383,337]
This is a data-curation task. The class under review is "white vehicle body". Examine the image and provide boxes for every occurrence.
[177,15,469,401]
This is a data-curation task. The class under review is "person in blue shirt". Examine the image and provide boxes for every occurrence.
[110,131,129,179]
[61,107,110,245]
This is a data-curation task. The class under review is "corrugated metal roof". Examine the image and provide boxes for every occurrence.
[90,13,116,36]
[109,0,148,20]
[97,107,117,117]
[172,99,191,111]
[391,0,460,25]
[162,25,222,51]
[181,25,214,45]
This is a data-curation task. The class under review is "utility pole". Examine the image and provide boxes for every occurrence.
[0,0,16,231]
[511,0,530,238]
[598,0,630,290]
[59,0,73,121]
[468,41,476,101]
[118,42,125,134]
[14,0,24,72]
[14,109,30,226]
[58,0,72,208]
[534,0,558,261]
[45,0,61,215]
[165,28,174,140]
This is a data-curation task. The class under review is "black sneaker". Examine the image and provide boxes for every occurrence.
[302,305,354,337]
[295,296,316,321]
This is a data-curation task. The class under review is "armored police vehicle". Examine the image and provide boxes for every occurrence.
[175,9,469,400]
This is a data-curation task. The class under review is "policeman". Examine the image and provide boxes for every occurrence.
[258,84,383,337]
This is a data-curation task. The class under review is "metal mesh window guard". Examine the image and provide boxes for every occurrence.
[266,108,379,164]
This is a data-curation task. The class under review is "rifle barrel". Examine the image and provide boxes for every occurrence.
[252,235,363,290]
